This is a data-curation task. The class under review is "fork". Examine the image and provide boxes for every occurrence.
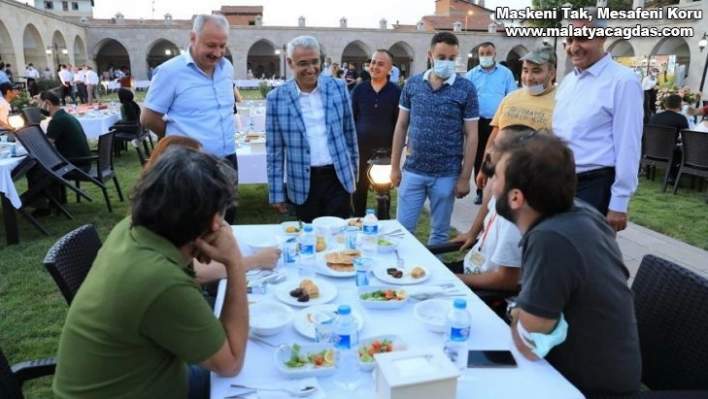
[395,249,404,269]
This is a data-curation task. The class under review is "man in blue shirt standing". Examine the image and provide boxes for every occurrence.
[141,14,239,222]
[391,32,479,246]
[351,50,401,217]
[466,42,517,204]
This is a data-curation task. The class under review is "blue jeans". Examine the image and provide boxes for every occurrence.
[396,171,457,246]
[188,365,210,399]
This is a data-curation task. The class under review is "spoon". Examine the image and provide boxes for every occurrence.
[230,384,318,397]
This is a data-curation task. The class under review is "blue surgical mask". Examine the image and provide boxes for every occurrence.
[479,56,494,68]
[517,313,569,358]
[523,82,546,96]
[433,60,456,79]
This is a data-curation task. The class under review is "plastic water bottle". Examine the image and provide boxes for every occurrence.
[72,103,78,114]
[353,257,371,287]
[248,119,255,133]
[333,305,360,390]
[299,224,316,278]
[361,209,378,256]
[443,299,471,370]
[110,100,116,113]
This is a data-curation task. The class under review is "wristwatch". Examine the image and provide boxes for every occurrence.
[506,301,518,321]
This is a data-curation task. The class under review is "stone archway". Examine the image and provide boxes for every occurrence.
[224,47,233,65]
[0,20,17,75]
[389,41,414,77]
[246,39,279,79]
[146,38,181,69]
[467,45,481,70]
[94,38,131,79]
[73,35,87,67]
[649,37,690,87]
[341,40,371,74]
[22,24,46,73]
[505,45,528,85]
[51,30,70,70]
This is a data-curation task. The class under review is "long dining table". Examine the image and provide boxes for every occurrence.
[211,221,584,399]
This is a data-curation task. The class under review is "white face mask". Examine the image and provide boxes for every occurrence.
[523,82,546,96]
[479,56,494,68]
[433,60,456,79]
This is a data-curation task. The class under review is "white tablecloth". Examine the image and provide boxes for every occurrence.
[237,107,266,132]
[0,155,27,209]
[40,113,120,140]
[236,142,267,185]
[211,222,583,399]
[236,79,284,89]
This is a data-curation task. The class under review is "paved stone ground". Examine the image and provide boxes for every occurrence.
[444,196,708,284]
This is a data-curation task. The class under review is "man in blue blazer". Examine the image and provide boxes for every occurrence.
[266,35,359,223]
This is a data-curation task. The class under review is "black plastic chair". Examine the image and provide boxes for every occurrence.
[0,344,56,399]
[427,241,520,319]
[43,224,102,305]
[20,107,43,125]
[14,125,100,231]
[68,131,124,212]
[640,125,679,192]
[111,100,153,161]
[673,130,708,202]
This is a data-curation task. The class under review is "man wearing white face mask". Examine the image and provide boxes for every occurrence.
[465,42,517,205]
[391,32,479,247]
[454,47,557,249]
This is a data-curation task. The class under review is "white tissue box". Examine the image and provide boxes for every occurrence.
[374,346,460,399]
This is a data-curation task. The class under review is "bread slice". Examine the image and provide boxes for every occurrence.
[411,266,426,279]
[299,279,320,298]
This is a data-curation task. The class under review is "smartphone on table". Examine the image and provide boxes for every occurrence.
[467,350,518,368]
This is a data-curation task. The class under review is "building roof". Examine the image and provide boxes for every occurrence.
[422,15,501,31]
[219,6,263,14]
[87,18,193,27]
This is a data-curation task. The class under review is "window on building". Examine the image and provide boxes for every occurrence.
[62,1,68,11]
[44,1,53,9]
[72,2,79,10]
[248,21,255,25]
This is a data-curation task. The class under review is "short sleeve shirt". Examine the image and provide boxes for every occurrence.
[490,87,556,131]
[45,109,92,167]
[351,81,401,149]
[144,49,236,158]
[53,217,226,399]
[463,197,522,275]
[399,70,479,177]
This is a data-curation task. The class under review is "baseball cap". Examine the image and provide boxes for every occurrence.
[0,82,20,95]
[520,47,557,67]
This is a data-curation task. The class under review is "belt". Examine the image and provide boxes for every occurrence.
[577,167,614,182]
[310,164,335,173]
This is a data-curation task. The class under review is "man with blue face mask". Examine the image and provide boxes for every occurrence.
[493,133,641,397]
[465,42,517,205]
[390,32,479,248]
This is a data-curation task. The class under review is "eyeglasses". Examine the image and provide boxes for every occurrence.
[295,59,320,69]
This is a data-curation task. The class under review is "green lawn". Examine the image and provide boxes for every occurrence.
[0,146,454,398]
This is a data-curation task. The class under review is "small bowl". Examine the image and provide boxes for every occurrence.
[357,286,408,310]
[244,235,281,253]
[274,342,336,378]
[312,216,346,237]
[249,302,294,336]
[414,298,454,333]
[281,221,303,236]
[0,150,10,159]
[358,335,406,371]
[377,236,401,254]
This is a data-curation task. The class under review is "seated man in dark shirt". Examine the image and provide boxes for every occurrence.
[496,133,642,396]
[648,94,688,131]
[30,91,92,216]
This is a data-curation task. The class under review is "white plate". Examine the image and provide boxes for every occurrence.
[274,342,336,378]
[358,335,406,371]
[314,252,356,278]
[357,286,409,309]
[274,278,337,307]
[373,264,431,285]
[293,304,365,339]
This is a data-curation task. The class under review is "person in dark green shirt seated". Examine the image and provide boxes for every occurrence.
[53,146,250,399]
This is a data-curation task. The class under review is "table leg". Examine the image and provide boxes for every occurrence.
[1,192,19,245]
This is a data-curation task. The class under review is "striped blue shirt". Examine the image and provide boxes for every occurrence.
[399,70,479,177]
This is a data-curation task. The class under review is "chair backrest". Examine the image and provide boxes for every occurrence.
[96,131,115,174]
[679,130,708,169]
[43,224,102,305]
[0,345,23,399]
[642,125,678,161]
[14,125,66,170]
[20,107,42,125]
[632,254,708,390]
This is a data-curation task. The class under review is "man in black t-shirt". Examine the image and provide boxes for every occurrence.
[649,94,688,132]
[345,63,358,92]
[494,133,641,397]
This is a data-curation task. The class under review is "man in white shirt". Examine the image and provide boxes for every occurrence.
[641,68,659,121]
[25,63,40,96]
[58,64,74,106]
[0,82,20,132]
[73,66,88,104]
[552,7,643,232]
[83,65,100,103]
